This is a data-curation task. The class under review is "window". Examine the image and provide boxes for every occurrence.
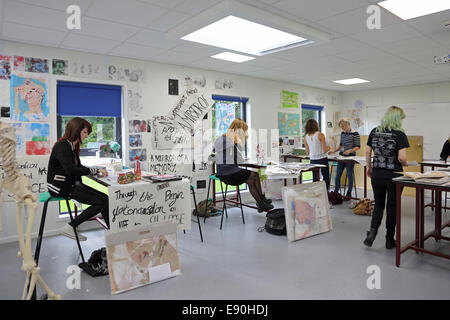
[56,81,122,215]
[211,95,248,193]
[301,104,323,147]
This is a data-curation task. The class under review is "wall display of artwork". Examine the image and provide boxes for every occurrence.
[129,120,147,134]
[52,59,69,75]
[108,65,145,83]
[214,79,233,89]
[129,134,142,147]
[25,57,49,73]
[215,101,235,136]
[105,222,180,295]
[129,148,147,162]
[1,106,10,118]
[282,181,332,242]
[70,61,104,78]
[347,108,364,133]
[281,90,298,109]
[278,112,300,136]
[10,74,50,122]
[0,80,10,106]
[0,55,12,80]
[24,123,50,155]
[127,86,144,117]
[168,79,178,96]
[13,56,25,71]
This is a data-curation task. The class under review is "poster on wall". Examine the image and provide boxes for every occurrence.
[1,106,10,118]
[282,181,332,242]
[24,123,50,155]
[70,61,104,78]
[129,120,147,134]
[25,57,49,73]
[108,65,145,83]
[1,156,49,202]
[0,55,12,80]
[52,59,69,75]
[281,90,298,109]
[129,134,142,148]
[105,222,180,295]
[10,75,49,122]
[215,102,235,136]
[278,112,300,136]
[129,148,147,162]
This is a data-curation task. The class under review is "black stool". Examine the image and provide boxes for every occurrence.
[183,185,204,242]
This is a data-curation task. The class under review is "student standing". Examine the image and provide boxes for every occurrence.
[304,119,330,190]
[47,117,109,241]
[440,137,450,160]
[363,106,409,249]
[328,119,360,199]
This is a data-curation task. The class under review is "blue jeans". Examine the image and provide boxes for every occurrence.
[334,162,355,195]
[310,158,330,191]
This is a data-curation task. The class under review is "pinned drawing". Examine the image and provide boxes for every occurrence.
[129,120,147,134]
[13,56,25,72]
[108,65,145,83]
[129,134,142,148]
[0,55,12,80]
[215,102,235,136]
[282,181,332,242]
[10,75,49,122]
[24,123,50,155]
[127,86,144,117]
[71,61,103,77]
[25,57,49,73]
[129,148,147,162]
[52,59,69,75]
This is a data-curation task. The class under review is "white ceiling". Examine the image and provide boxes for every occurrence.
[1,0,449,91]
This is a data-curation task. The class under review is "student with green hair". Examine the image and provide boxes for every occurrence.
[363,106,410,249]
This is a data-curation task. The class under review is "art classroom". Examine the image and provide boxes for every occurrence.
[0,0,449,306]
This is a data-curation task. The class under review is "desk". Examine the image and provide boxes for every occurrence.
[393,177,450,267]
[88,175,191,233]
[420,161,450,211]
[281,154,368,199]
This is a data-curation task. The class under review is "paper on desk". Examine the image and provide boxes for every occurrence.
[407,161,419,166]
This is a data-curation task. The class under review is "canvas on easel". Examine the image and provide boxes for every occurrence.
[282,181,332,242]
[105,222,181,295]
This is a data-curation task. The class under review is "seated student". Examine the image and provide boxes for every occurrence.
[440,137,450,160]
[304,119,330,190]
[328,118,360,199]
[214,118,273,213]
[47,117,109,241]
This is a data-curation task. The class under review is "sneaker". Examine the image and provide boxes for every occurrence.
[60,224,87,241]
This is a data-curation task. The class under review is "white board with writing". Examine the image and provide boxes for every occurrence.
[1,156,49,202]
[108,179,191,233]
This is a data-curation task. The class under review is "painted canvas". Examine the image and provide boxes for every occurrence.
[0,55,12,80]
[282,181,332,242]
[10,75,49,122]
[25,57,49,73]
[105,223,180,295]
[129,134,142,147]
[52,59,69,75]
[281,90,298,108]
[278,112,300,136]
[24,123,50,155]
[14,56,25,71]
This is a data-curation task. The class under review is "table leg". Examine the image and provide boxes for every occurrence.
[420,187,425,249]
[396,182,402,267]
[364,166,367,198]
[293,178,297,185]
[431,166,435,212]
[415,187,420,251]
[435,190,442,241]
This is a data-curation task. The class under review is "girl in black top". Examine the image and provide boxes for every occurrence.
[440,138,450,160]
[48,117,109,241]
[364,106,409,249]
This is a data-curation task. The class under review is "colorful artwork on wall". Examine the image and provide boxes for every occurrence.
[278,112,300,136]
[10,75,49,122]
[25,57,49,73]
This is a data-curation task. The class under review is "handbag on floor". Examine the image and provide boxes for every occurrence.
[262,208,286,236]
[328,191,343,205]
[352,199,374,216]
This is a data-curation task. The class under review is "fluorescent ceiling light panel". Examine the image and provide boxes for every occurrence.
[211,52,255,63]
[181,15,310,56]
[333,78,371,85]
[378,0,450,20]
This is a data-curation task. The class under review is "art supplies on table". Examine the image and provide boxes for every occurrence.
[142,173,182,183]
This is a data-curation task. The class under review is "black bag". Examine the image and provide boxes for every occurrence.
[264,208,286,236]
[79,247,109,277]
[328,191,343,205]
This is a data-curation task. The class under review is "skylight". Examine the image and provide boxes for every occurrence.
[378,0,450,20]
[333,78,371,85]
[181,15,311,56]
[211,52,255,63]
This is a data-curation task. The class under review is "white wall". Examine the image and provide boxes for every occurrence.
[0,40,340,244]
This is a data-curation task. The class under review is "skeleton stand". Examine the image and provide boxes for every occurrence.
[0,121,61,300]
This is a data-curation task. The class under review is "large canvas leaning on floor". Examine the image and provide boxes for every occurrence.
[105,222,181,295]
[282,181,332,242]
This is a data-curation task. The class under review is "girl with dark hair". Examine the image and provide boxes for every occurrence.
[47,117,109,241]
[304,119,330,190]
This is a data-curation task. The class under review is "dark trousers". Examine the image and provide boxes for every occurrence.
[334,162,355,194]
[370,177,401,239]
[69,184,109,229]
[310,158,330,191]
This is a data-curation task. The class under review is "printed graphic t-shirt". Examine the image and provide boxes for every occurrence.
[367,128,409,178]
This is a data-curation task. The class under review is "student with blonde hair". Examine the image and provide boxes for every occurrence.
[364,106,409,249]
[214,118,273,212]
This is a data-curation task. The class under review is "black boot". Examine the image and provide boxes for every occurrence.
[363,228,378,247]
[257,200,274,213]
[385,237,396,249]
[262,195,272,204]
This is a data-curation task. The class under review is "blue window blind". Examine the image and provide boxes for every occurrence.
[302,104,323,111]
[57,81,122,117]
[212,94,248,103]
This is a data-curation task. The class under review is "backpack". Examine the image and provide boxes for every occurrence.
[263,208,286,236]
[352,199,374,216]
[79,247,109,277]
[193,199,219,217]
[328,191,343,205]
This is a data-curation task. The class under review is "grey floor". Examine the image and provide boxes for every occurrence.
[1,190,449,300]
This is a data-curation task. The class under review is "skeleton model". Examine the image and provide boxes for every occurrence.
[0,120,60,300]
